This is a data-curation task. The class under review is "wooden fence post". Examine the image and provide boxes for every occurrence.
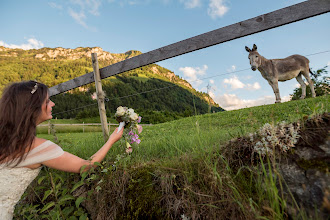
[91,53,109,142]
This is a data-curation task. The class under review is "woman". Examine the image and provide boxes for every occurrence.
[0,81,123,219]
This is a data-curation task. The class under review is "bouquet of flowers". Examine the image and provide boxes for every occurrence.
[115,106,142,153]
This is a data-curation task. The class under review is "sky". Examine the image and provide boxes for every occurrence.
[1,0,329,110]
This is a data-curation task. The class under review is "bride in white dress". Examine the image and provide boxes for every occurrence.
[0,81,124,219]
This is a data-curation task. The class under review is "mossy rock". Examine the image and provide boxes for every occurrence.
[297,158,330,173]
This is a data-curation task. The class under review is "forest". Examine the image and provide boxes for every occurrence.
[0,46,224,123]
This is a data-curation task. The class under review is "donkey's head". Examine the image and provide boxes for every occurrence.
[245,44,261,71]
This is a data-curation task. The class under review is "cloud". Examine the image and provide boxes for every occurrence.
[210,79,215,84]
[49,2,63,10]
[0,38,44,50]
[223,76,245,89]
[179,65,208,88]
[209,91,215,99]
[243,75,253,80]
[50,0,101,30]
[207,0,229,19]
[226,65,236,72]
[70,0,101,16]
[180,0,201,8]
[327,61,330,66]
[68,8,88,29]
[110,0,151,6]
[246,82,261,90]
[214,94,291,111]
[223,76,261,90]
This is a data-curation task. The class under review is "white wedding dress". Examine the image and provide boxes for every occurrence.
[0,141,64,220]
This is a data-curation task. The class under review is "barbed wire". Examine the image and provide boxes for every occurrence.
[304,50,330,57]
[52,67,251,116]
[52,49,330,116]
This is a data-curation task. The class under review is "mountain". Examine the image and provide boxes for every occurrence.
[0,46,224,123]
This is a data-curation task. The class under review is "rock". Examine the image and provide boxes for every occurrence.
[276,115,330,219]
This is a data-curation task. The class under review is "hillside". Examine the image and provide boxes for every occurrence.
[0,46,218,105]
[18,96,329,219]
[0,46,223,122]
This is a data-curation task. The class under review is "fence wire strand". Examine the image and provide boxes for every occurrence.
[52,49,330,116]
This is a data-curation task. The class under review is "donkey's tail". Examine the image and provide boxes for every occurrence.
[309,68,316,77]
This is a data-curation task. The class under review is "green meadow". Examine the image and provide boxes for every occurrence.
[38,96,328,164]
[16,95,329,220]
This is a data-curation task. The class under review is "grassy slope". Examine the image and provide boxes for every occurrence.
[38,96,329,163]
[24,96,329,219]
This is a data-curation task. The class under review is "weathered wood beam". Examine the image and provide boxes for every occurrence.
[91,53,109,142]
[49,0,330,96]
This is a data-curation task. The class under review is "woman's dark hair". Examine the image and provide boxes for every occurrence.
[0,81,48,166]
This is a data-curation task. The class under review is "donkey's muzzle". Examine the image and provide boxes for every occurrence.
[251,67,257,71]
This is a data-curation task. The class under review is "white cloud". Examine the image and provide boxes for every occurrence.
[179,65,208,81]
[110,0,151,6]
[226,65,236,72]
[214,94,291,111]
[68,8,88,28]
[223,76,261,91]
[0,38,44,50]
[243,75,253,80]
[49,2,63,10]
[246,82,261,90]
[180,0,201,8]
[210,79,215,84]
[209,91,215,99]
[70,0,101,16]
[327,61,330,66]
[51,0,101,30]
[295,83,301,88]
[194,79,204,88]
[207,0,229,19]
[179,65,208,88]
[223,76,245,89]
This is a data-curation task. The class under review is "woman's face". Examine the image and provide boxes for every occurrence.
[37,94,55,124]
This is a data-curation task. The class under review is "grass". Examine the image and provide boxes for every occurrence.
[38,96,329,163]
[22,95,329,219]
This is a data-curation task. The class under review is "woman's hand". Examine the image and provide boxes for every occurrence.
[109,127,124,143]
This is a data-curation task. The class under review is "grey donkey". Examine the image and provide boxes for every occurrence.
[245,44,316,103]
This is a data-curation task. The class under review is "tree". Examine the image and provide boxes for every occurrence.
[291,66,329,100]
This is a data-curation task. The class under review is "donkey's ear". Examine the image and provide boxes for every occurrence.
[245,46,251,52]
[252,44,257,51]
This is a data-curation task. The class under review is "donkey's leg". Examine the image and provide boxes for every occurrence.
[302,70,316,98]
[268,80,281,103]
[296,73,306,99]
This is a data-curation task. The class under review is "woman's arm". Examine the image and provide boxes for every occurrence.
[41,128,123,173]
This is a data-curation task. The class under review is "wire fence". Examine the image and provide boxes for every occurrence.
[51,49,330,117]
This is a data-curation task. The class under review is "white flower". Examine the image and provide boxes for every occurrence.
[130,112,138,121]
[127,108,135,115]
[116,106,126,117]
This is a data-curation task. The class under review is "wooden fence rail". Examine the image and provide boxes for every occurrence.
[49,0,330,97]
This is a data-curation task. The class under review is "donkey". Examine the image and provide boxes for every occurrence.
[245,44,316,103]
